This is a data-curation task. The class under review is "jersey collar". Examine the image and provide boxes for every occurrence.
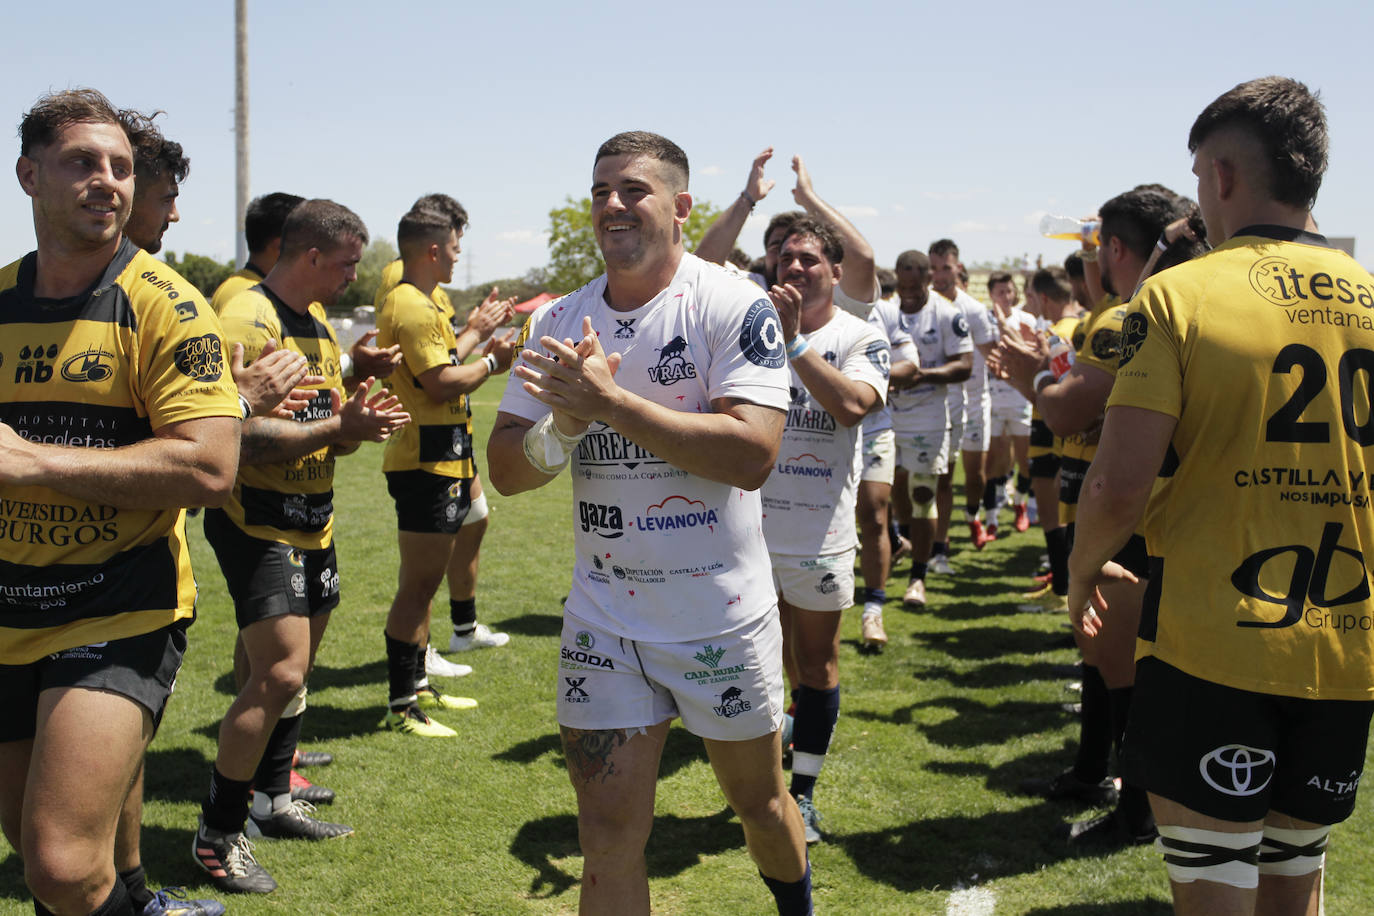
[1232,224,1333,249]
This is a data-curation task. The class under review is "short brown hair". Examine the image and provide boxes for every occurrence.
[130,114,190,184]
[595,131,689,191]
[987,270,1015,291]
[19,88,137,157]
[410,193,468,233]
[1188,76,1327,210]
[1031,266,1072,303]
[397,207,453,257]
[279,199,368,260]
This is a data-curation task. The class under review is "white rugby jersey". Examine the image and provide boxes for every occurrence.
[989,306,1038,413]
[499,253,790,642]
[940,288,998,424]
[862,295,915,438]
[762,309,888,556]
[873,295,971,434]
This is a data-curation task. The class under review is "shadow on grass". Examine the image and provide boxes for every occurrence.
[511,807,738,899]
[211,655,390,698]
[194,701,387,744]
[143,747,214,805]
[925,741,1091,801]
[1024,903,1171,915]
[920,660,1084,689]
[499,611,564,638]
[832,802,1136,891]
[0,851,25,907]
[848,695,1066,748]
[494,725,707,781]
[915,625,1068,661]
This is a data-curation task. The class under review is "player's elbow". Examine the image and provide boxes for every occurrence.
[192,454,238,507]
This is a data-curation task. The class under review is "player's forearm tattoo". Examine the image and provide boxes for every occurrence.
[239,417,315,466]
[562,728,628,784]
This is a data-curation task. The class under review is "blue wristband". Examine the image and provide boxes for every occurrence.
[786,336,809,359]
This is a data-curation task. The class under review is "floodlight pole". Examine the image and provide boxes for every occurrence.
[234,0,249,267]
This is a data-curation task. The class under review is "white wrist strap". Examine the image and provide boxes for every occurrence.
[522,413,586,475]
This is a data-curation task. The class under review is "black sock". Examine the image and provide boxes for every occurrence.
[982,477,1003,511]
[909,561,928,582]
[789,685,840,799]
[413,641,431,691]
[89,879,134,916]
[932,540,948,558]
[118,865,152,913]
[1016,472,1032,496]
[385,632,419,710]
[1108,685,1133,757]
[888,517,902,547]
[964,500,980,519]
[897,523,910,541]
[253,711,303,799]
[202,765,253,834]
[1072,665,1111,783]
[761,862,813,916]
[863,587,886,605]
[1046,526,1070,596]
[450,597,477,634]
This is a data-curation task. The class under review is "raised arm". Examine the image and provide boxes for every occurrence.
[695,147,776,265]
[791,155,877,302]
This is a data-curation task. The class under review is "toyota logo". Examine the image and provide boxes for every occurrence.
[1199,744,1276,797]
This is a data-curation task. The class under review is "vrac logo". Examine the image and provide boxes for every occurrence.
[1200,744,1275,797]
[1230,522,1370,628]
[15,343,59,384]
[713,685,752,718]
[61,346,114,383]
[647,336,698,385]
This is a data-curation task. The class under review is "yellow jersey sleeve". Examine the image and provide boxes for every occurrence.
[1107,285,1185,420]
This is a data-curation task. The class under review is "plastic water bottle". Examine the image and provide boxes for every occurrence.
[1040,214,1100,245]
[1048,333,1075,379]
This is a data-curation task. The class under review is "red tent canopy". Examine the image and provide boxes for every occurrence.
[513,292,556,313]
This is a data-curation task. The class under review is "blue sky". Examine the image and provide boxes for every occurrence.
[4,0,1372,283]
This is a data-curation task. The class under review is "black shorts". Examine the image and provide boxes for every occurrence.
[1028,452,1061,479]
[203,508,340,629]
[0,620,189,742]
[1122,656,1374,824]
[386,470,472,535]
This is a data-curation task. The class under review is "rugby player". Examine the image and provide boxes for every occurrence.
[376,204,517,736]
[1069,76,1372,913]
[211,192,302,314]
[983,271,1035,534]
[374,194,515,677]
[488,131,812,915]
[1002,187,1203,845]
[763,217,887,840]
[0,88,240,916]
[927,239,999,561]
[880,251,972,609]
[195,200,409,894]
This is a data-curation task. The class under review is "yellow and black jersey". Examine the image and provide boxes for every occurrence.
[210,264,265,316]
[375,259,457,320]
[1109,226,1374,700]
[1058,296,1127,525]
[218,284,343,550]
[0,239,239,663]
[376,281,474,478]
[1028,313,1085,465]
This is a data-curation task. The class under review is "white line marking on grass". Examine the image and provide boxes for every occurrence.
[946,884,997,916]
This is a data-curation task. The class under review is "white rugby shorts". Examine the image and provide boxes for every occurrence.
[860,428,896,485]
[771,551,856,612]
[556,610,784,741]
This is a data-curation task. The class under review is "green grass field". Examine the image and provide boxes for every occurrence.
[4,391,1374,914]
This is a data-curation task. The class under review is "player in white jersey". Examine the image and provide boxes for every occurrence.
[984,271,1035,532]
[488,132,811,916]
[928,240,998,562]
[880,251,972,608]
[763,218,886,843]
